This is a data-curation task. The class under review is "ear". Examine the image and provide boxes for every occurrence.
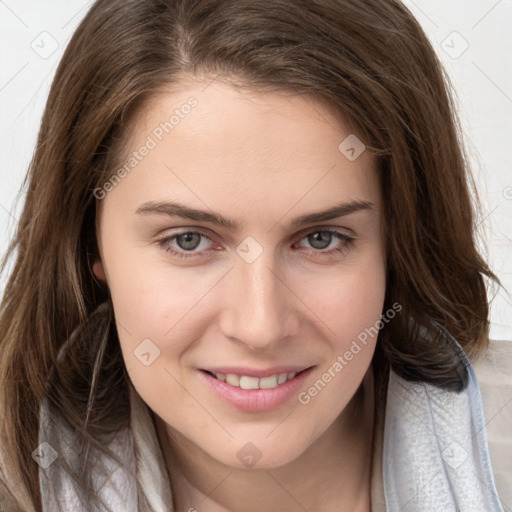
[92,258,107,283]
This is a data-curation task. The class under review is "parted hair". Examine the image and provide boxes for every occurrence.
[0,0,498,510]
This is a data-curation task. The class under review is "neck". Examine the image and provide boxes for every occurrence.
[156,369,375,512]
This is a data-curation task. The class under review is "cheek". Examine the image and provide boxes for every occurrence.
[305,254,386,346]
[106,264,207,418]
[100,240,213,390]
[297,253,386,408]
[103,239,216,338]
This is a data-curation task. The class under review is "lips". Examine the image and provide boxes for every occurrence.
[199,366,314,413]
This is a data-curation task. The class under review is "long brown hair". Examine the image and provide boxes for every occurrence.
[0,0,498,509]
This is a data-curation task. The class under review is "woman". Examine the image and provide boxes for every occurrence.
[0,0,510,510]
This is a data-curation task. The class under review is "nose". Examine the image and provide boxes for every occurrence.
[219,251,299,351]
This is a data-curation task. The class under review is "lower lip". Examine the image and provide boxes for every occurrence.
[199,368,314,413]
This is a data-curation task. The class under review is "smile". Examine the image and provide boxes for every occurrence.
[199,367,314,413]
[206,371,298,390]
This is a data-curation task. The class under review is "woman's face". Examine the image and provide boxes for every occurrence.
[95,78,386,469]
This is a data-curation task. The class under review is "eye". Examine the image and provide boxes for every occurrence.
[156,230,216,259]
[293,229,355,256]
[156,227,355,260]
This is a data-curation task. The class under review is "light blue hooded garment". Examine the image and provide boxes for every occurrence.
[382,322,505,511]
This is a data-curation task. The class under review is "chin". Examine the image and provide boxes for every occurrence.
[205,433,312,471]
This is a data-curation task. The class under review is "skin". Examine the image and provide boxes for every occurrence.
[94,77,386,512]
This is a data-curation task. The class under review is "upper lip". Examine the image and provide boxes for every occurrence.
[201,366,313,378]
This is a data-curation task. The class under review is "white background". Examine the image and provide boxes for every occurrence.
[0,0,511,340]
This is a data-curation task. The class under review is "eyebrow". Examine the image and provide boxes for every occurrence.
[136,199,375,231]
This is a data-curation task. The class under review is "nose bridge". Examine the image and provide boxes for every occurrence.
[220,246,295,350]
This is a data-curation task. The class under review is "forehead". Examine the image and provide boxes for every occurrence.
[103,78,380,222]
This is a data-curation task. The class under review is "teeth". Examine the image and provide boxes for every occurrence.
[259,375,279,389]
[213,371,299,389]
[239,376,259,390]
[226,374,240,386]
[277,373,288,384]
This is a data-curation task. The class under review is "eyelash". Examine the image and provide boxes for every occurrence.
[155,228,355,260]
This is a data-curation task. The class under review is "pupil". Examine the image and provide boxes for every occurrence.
[309,231,331,249]
[178,233,200,250]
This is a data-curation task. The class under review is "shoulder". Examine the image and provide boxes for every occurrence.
[472,339,512,509]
